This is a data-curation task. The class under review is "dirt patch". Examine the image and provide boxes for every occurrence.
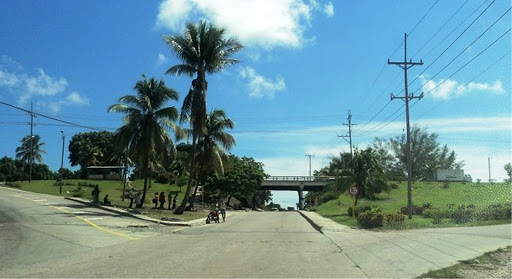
[420,246,511,278]
[456,246,511,279]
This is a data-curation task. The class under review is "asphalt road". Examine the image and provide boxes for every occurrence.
[1,186,510,278]
[0,186,178,275]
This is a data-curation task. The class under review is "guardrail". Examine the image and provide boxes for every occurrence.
[264,176,335,182]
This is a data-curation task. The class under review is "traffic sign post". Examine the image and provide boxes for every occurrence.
[349,186,359,218]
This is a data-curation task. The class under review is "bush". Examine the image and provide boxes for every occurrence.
[71,185,84,197]
[347,205,371,217]
[400,204,428,215]
[423,208,443,224]
[477,204,511,221]
[357,211,384,229]
[319,191,340,204]
[389,183,399,189]
[448,205,474,224]
[384,213,405,225]
[155,172,171,184]
[442,182,450,189]
[6,182,21,188]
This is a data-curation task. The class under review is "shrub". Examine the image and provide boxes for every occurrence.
[423,208,443,224]
[155,172,171,184]
[6,182,21,188]
[390,183,399,189]
[449,205,474,224]
[71,185,84,197]
[442,182,450,189]
[357,211,384,229]
[347,205,371,217]
[477,204,512,221]
[319,191,340,203]
[384,213,405,225]
[400,204,428,215]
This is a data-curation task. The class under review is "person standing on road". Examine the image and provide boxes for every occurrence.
[135,191,141,208]
[91,185,100,204]
[172,194,177,209]
[128,187,135,208]
[167,192,173,210]
[219,201,226,222]
[159,192,165,209]
[153,193,159,208]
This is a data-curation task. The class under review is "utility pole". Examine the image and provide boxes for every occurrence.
[29,103,35,183]
[388,33,423,220]
[338,110,356,159]
[60,130,65,194]
[305,154,314,180]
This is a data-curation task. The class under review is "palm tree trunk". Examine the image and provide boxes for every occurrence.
[174,137,197,214]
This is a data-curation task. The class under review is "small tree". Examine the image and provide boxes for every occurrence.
[504,163,512,183]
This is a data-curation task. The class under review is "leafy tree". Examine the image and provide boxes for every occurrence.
[204,155,267,208]
[164,20,242,214]
[68,131,117,176]
[387,125,464,181]
[108,75,183,206]
[504,163,512,183]
[0,156,21,182]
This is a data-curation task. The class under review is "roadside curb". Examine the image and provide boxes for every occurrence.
[298,210,323,233]
[65,197,204,227]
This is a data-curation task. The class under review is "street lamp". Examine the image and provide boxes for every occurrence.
[60,130,65,194]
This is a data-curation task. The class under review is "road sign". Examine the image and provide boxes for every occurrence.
[349,186,359,196]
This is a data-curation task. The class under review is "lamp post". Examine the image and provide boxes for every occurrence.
[60,130,65,194]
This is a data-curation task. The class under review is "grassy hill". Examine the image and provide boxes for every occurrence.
[311,181,511,229]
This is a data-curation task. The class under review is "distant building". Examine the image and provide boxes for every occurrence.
[86,166,125,180]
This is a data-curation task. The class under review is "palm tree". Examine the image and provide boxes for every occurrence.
[194,109,235,195]
[351,148,390,204]
[108,75,183,206]
[16,135,46,164]
[164,20,242,214]
[16,135,46,181]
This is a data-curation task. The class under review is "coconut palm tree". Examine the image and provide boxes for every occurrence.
[108,75,183,206]
[16,135,46,181]
[16,135,46,164]
[194,109,235,195]
[164,20,242,214]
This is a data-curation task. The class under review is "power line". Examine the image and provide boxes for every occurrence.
[414,49,511,121]
[0,101,106,131]
[413,6,511,93]
[411,0,470,59]
[408,0,497,87]
[408,0,440,36]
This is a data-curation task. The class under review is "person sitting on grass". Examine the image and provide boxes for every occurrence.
[103,194,111,206]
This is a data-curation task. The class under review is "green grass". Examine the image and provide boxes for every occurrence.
[312,181,511,229]
[2,179,207,221]
[417,246,512,278]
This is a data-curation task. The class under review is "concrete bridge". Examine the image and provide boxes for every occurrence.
[261,176,335,210]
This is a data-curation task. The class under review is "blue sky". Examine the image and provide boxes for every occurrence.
[1,0,510,208]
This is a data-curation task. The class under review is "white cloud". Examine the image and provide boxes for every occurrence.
[420,75,505,99]
[239,66,286,98]
[323,2,334,17]
[157,53,168,66]
[156,0,333,48]
[66,91,89,105]
[25,69,68,96]
[0,56,89,112]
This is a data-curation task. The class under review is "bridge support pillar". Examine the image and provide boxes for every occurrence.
[298,183,305,210]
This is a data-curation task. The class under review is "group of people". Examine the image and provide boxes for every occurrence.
[153,192,178,210]
[127,187,143,208]
[209,200,227,222]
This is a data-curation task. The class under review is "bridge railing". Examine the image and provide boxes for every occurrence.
[264,176,335,182]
